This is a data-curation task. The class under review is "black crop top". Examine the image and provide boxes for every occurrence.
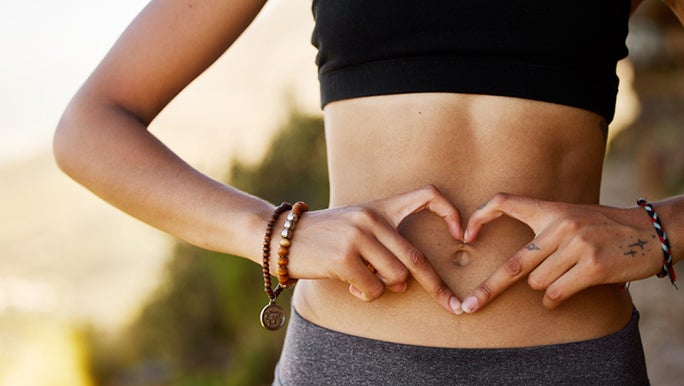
[311,0,631,122]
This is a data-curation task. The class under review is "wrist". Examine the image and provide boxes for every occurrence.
[636,198,678,287]
[649,197,684,266]
[217,200,276,264]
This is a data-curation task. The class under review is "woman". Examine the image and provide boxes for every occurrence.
[54,0,683,384]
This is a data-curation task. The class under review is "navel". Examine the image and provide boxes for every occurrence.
[452,245,471,268]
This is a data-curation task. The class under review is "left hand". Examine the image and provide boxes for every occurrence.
[459,193,664,313]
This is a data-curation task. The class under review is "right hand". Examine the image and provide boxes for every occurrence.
[284,185,465,315]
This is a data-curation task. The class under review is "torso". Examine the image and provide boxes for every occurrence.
[293,92,634,348]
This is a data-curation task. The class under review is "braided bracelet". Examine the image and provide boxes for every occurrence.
[260,202,292,330]
[637,198,678,289]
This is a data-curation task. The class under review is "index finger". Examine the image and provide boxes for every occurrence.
[460,239,553,313]
[465,193,545,243]
[369,215,463,315]
[378,185,464,240]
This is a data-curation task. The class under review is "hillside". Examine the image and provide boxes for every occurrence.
[0,0,318,330]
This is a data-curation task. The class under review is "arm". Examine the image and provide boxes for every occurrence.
[53,0,465,313]
[459,193,684,313]
[455,0,684,313]
[54,0,272,260]
[457,0,684,313]
[649,195,684,267]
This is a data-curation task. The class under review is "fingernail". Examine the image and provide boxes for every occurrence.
[388,282,407,293]
[450,296,463,315]
[349,285,363,298]
[463,229,470,243]
[461,296,479,313]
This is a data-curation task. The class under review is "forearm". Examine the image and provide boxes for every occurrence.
[54,99,272,263]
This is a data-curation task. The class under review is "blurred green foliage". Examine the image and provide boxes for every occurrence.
[83,108,327,385]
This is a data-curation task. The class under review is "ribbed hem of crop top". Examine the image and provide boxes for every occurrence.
[318,56,620,122]
[311,0,632,123]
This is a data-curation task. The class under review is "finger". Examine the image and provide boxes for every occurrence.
[378,185,464,240]
[342,232,409,300]
[539,264,594,309]
[343,256,387,301]
[461,239,555,313]
[369,216,462,314]
[538,240,619,308]
[527,246,579,292]
[465,193,543,243]
[358,240,410,290]
[363,262,407,293]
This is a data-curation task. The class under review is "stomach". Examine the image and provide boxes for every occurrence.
[292,92,633,348]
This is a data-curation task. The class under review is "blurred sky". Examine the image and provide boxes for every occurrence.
[0,0,317,329]
[0,0,317,175]
[0,0,293,167]
[0,1,150,165]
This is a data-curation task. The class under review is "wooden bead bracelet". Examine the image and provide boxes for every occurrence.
[277,201,309,289]
[259,201,308,331]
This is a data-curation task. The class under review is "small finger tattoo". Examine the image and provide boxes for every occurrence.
[525,243,540,251]
[477,202,487,210]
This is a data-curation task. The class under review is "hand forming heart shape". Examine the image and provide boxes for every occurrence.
[457,193,665,313]
[288,185,666,316]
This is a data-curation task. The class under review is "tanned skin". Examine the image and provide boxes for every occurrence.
[55,0,684,348]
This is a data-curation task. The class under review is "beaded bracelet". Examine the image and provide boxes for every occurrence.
[259,201,309,330]
[277,201,309,289]
[260,202,292,330]
[637,198,678,289]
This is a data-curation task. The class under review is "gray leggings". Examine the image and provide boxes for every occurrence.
[273,308,649,385]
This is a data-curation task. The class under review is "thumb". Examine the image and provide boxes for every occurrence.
[465,193,542,243]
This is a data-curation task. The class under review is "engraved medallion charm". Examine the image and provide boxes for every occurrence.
[260,301,286,330]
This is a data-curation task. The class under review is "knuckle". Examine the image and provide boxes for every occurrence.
[545,286,563,302]
[504,254,524,276]
[491,192,511,206]
[329,248,349,265]
[342,251,360,266]
[420,184,439,197]
[407,247,428,269]
[584,255,608,279]
[558,217,582,233]
[350,206,378,225]
[388,266,410,284]
[345,225,365,242]
[527,273,547,291]
[433,283,451,299]
[366,282,385,300]
[478,283,493,301]
[570,234,607,277]
[332,248,359,270]
[574,231,596,249]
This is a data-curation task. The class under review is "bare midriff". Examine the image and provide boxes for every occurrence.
[292,92,634,348]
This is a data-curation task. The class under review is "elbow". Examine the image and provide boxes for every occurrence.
[53,114,73,175]
[53,98,97,181]
[52,107,80,177]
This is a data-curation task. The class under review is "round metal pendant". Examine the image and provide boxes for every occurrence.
[260,302,286,331]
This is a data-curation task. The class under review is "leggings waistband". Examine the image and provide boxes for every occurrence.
[274,307,649,386]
